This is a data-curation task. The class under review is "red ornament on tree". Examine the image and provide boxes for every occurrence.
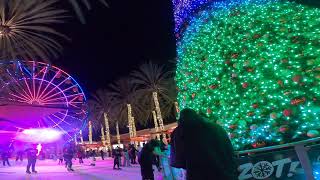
[277,80,284,87]
[207,108,212,114]
[252,103,259,109]
[231,53,239,59]
[292,75,302,82]
[225,60,231,65]
[209,85,217,89]
[229,124,237,129]
[279,125,289,133]
[191,93,196,99]
[283,109,292,117]
[242,82,249,88]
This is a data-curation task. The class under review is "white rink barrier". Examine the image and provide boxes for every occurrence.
[236,137,320,180]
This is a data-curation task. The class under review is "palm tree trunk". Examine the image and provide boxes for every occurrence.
[79,130,84,144]
[127,104,134,143]
[174,101,180,119]
[101,125,106,146]
[152,110,160,139]
[131,116,138,147]
[89,121,93,144]
[152,92,165,136]
[116,121,121,144]
[104,113,111,150]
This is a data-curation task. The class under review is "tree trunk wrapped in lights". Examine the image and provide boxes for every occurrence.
[152,92,165,135]
[79,130,84,144]
[174,101,180,119]
[152,110,160,139]
[101,125,106,146]
[104,113,111,150]
[116,121,121,144]
[127,104,134,141]
[132,116,137,137]
[88,121,93,144]
[131,116,138,147]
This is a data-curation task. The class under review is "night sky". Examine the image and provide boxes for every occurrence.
[54,0,176,96]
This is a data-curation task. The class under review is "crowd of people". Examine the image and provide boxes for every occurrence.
[138,108,238,180]
[0,108,237,179]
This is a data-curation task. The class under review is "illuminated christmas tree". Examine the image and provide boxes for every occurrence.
[175,0,320,150]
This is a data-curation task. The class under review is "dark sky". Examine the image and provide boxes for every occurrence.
[54,0,176,96]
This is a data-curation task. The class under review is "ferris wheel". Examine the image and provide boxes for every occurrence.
[0,60,87,138]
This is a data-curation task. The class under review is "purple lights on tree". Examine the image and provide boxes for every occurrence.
[173,0,211,33]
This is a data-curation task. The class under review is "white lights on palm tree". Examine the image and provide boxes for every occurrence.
[116,121,120,144]
[88,121,93,144]
[153,92,165,134]
[101,125,105,146]
[79,130,84,144]
[104,113,111,150]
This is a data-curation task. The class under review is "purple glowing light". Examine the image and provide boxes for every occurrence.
[16,128,62,143]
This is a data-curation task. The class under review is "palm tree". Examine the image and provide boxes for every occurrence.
[88,89,113,148]
[131,61,177,123]
[108,77,147,126]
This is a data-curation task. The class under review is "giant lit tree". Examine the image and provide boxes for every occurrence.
[175,0,320,150]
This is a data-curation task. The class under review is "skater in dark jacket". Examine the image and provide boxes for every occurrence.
[138,139,161,180]
[63,144,75,171]
[2,150,11,166]
[170,108,237,180]
[113,147,122,170]
[25,146,37,174]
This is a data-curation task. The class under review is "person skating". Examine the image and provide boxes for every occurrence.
[25,145,37,174]
[100,149,104,160]
[90,150,96,166]
[122,147,130,167]
[77,151,84,164]
[129,144,138,164]
[63,144,75,171]
[58,152,63,165]
[16,150,23,162]
[170,108,237,180]
[138,139,161,180]
[113,147,121,170]
[2,150,11,166]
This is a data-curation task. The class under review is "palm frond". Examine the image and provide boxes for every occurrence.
[68,0,109,24]
[131,61,177,120]
[0,0,67,62]
[108,77,148,126]
[88,89,115,130]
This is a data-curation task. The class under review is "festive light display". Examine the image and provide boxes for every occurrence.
[153,92,165,134]
[152,110,160,139]
[104,113,111,150]
[172,0,210,33]
[79,130,84,144]
[101,125,106,146]
[175,0,320,150]
[127,104,134,140]
[116,121,121,144]
[88,121,93,144]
